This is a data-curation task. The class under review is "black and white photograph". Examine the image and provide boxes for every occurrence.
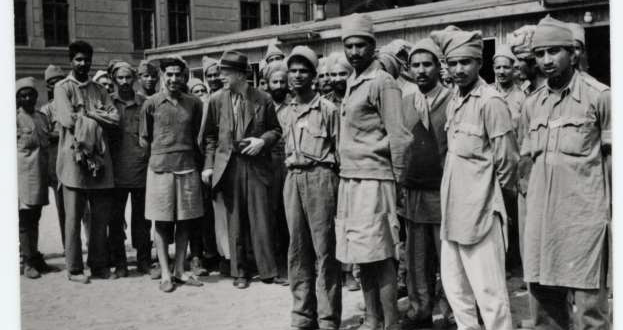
[4,0,616,329]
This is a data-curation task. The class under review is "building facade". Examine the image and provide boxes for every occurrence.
[145,0,610,87]
[14,0,324,100]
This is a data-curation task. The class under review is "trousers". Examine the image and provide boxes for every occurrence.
[109,187,151,267]
[284,166,342,330]
[19,206,43,266]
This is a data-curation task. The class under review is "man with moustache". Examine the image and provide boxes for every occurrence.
[107,61,151,277]
[137,60,160,97]
[264,60,291,282]
[140,57,205,292]
[283,45,342,330]
[337,14,413,330]
[400,37,453,329]
[202,50,283,289]
[521,16,611,330]
[325,52,353,108]
[492,45,525,132]
[203,56,223,95]
[54,40,120,283]
[430,26,518,330]
[316,58,333,96]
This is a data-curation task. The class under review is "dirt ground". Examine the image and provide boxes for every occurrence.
[20,190,535,330]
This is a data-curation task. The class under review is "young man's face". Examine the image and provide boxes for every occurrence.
[534,46,575,80]
[204,66,222,92]
[139,71,159,92]
[17,88,38,110]
[190,84,208,98]
[343,36,375,72]
[493,56,514,86]
[114,68,135,93]
[267,71,288,101]
[288,61,314,92]
[410,51,440,92]
[96,76,114,94]
[515,55,538,81]
[446,56,481,89]
[71,52,92,77]
[330,63,350,93]
[317,67,332,94]
[163,65,184,93]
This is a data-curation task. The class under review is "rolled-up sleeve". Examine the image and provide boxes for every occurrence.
[484,97,519,192]
[375,76,413,183]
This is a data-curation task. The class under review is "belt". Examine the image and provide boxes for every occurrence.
[287,162,336,173]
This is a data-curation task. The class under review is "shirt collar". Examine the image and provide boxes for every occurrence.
[289,93,322,117]
[111,91,141,107]
[542,70,581,105]
[347,60,381,89]
[67,72,93,88]
[424,81,443,99]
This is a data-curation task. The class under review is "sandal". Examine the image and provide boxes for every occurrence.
[173,275,204,287]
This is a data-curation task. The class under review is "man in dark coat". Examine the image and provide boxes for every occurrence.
[202,50,284,289]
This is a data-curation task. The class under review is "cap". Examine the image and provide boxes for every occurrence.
[287,45,319,73]
[341,13,375,42]
[44,64,65,83]
[532,15,574,50]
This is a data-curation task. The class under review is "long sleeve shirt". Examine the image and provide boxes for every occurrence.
[338,60,413,182]
[53,73,119,189]
[17,107,49,207]
[520,71,610,289]
[440,78,519,245]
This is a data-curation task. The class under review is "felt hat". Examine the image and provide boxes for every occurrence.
[219,50,248,73]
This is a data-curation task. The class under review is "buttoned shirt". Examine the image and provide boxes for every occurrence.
[493,82,526,132]
[339,60,413,182]
[440,78,519,245]
[284,94,338,169]
[17,107,49,208]
[110,92,149,187]
[140,92,203,173]
[520,71,610,289]
[53,73,119,189]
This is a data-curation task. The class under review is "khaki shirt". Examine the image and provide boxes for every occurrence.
[17,107,49,207]
[339,60,413,182]
[493,82,526,132]
[440,78,519,245]
[53,74,119,189]
[520,71,610,289]
[284,94,338,169]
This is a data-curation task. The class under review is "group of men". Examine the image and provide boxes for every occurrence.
[16,10,610,330]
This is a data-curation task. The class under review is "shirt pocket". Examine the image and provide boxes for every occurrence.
[299,115,328,160]
[450,122,484,159]
[527,116,548,160]
[554,116,596,157]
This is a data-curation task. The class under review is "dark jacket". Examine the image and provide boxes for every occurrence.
[203,85,282,188]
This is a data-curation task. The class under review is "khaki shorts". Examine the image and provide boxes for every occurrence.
[145,169,204,221]
[335,178,400,264]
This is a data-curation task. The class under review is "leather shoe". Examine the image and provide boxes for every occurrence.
[23,266,41,279]
[34,258,61,273]
[91,268,118,280]
[236,277,249,289]
[114,267,129,278]
[67,272,90,284]
[273,276,289,286]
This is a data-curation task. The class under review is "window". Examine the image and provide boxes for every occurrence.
[168,0,190,44]
[42,0,69,46]
[270,3,289,25]
[14,0,27,45]
[240,1,260,31]
[132,0,156,50]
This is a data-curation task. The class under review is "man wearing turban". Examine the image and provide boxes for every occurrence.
[521,15,611,330]
[430,25,518,330]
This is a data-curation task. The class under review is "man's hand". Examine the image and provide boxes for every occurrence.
[241,137,265,156]
[201,169,213,184]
